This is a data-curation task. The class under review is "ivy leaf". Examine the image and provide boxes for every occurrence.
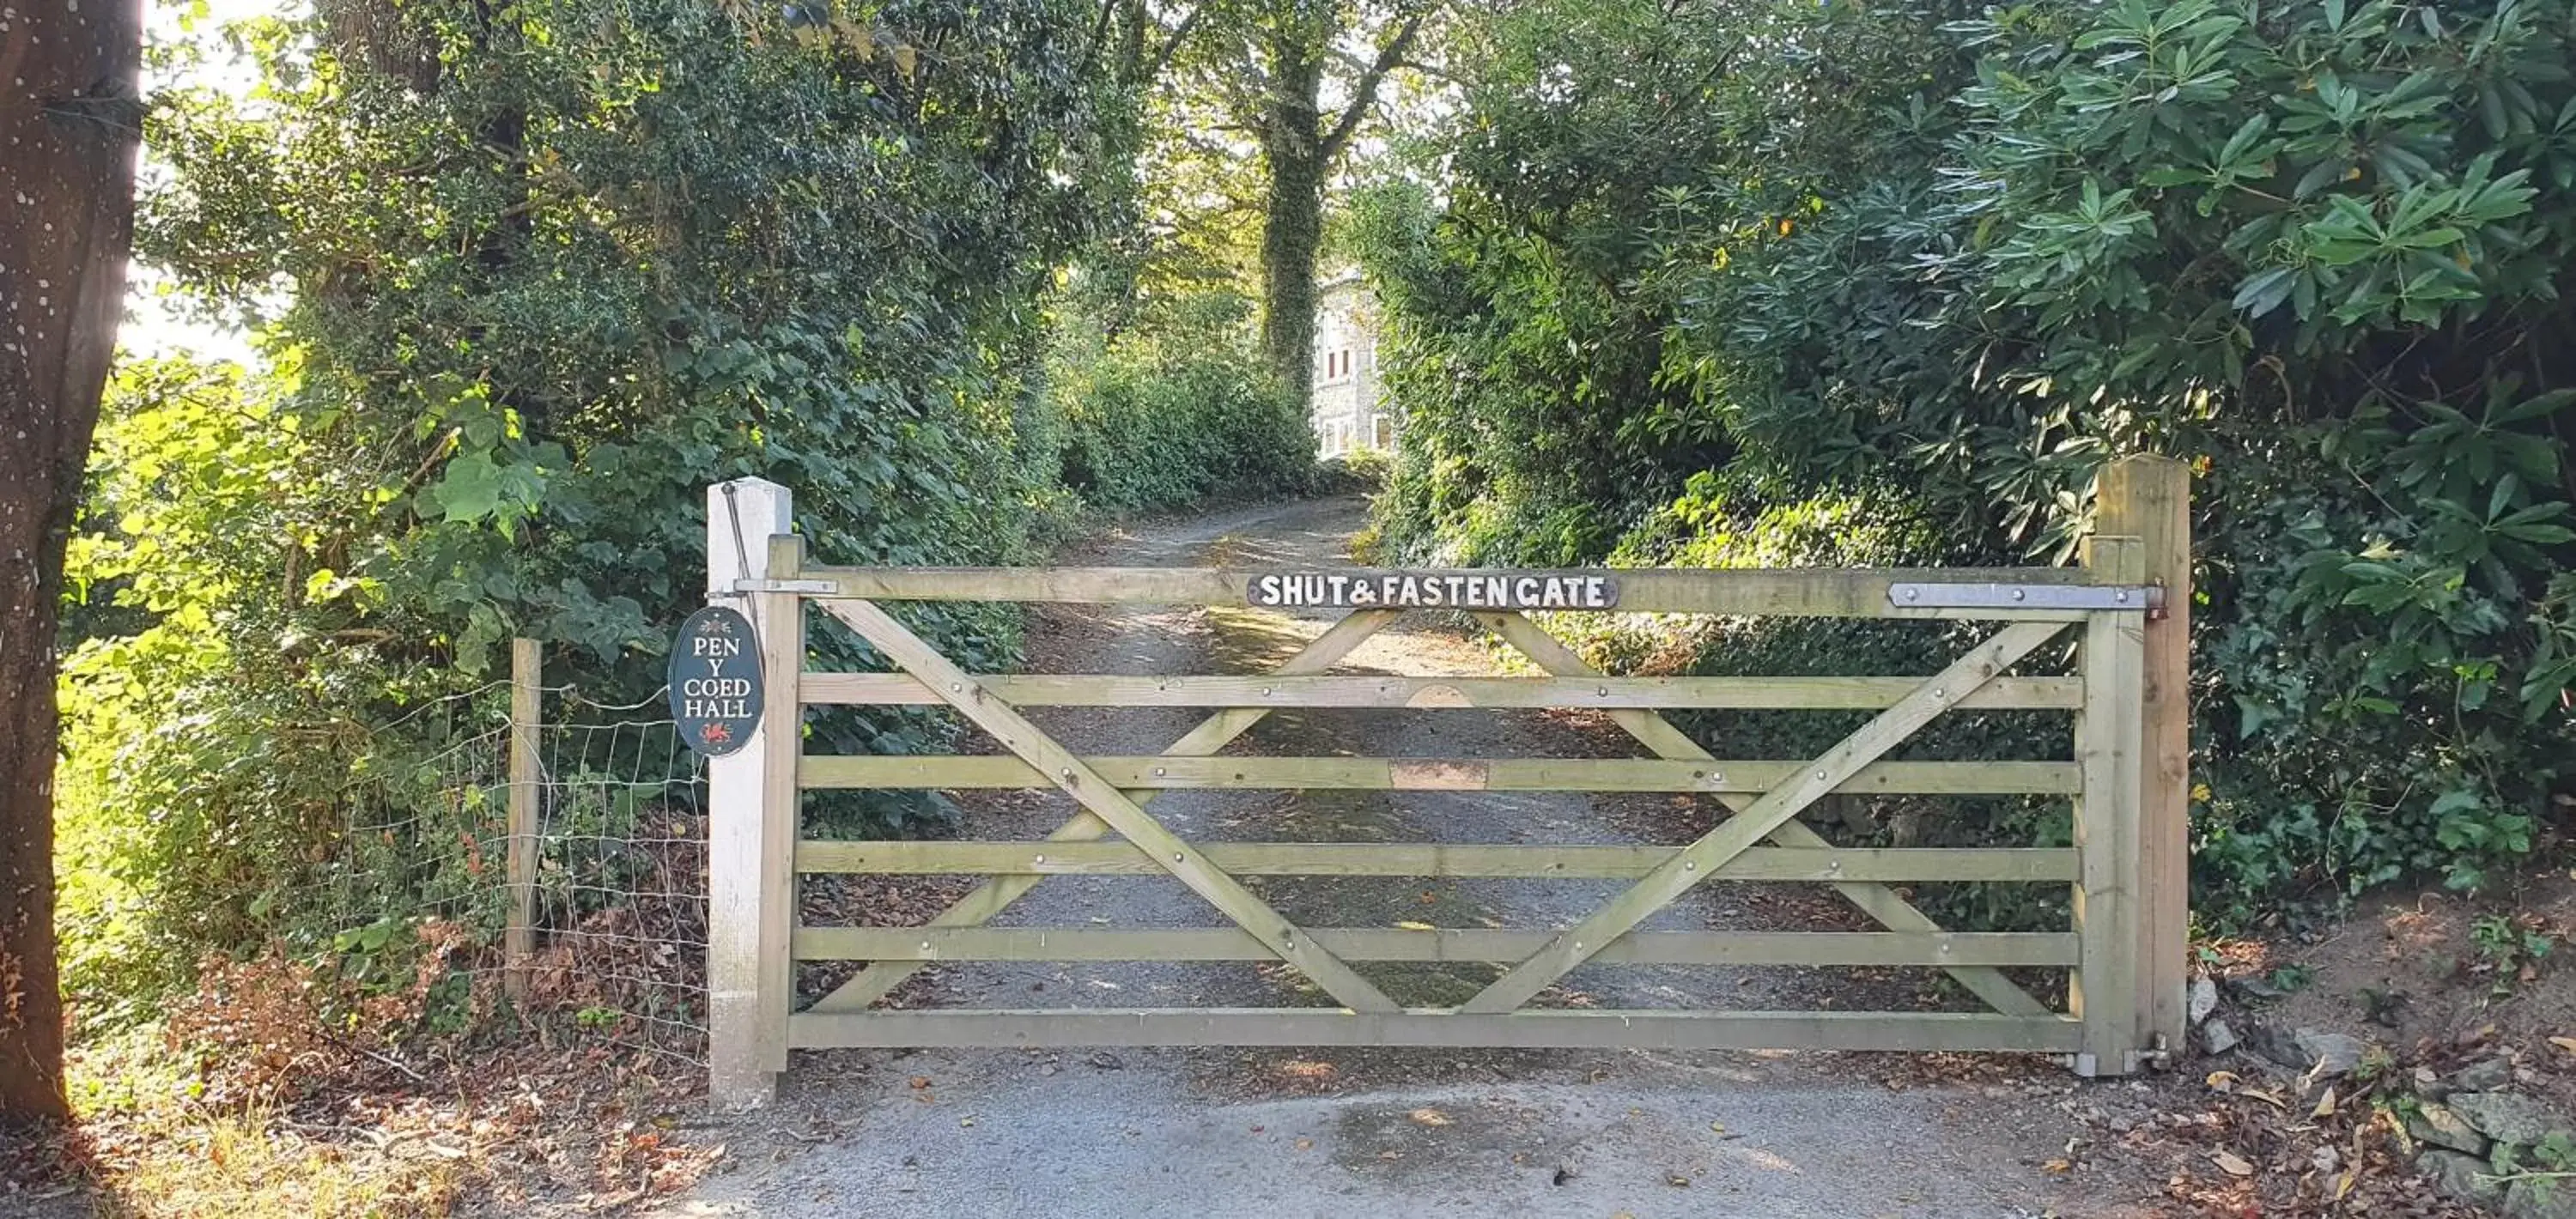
[428,452,504,524]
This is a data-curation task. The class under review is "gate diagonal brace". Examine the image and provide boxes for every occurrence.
[817,598,1402,1016]
[1460,618,2069,1016]
[808,606,1400,1013]
[1473,612,2054,1019]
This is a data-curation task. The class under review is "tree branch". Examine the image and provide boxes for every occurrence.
[1142,2,1209,86]
[1078,0,1117,80]
[1319,10,1428,161]
[1199,42,1273,128]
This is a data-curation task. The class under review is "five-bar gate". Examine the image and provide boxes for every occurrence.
[700,458,2190,1107]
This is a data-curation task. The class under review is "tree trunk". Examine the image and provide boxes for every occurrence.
[1258,42,1326,407]
[0,0,145,1123]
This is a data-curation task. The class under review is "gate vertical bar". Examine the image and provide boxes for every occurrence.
[707,478,793,1107]
[2073,533,2147,1074]
[2097,455,2191,1053]
[756,534,806,1074]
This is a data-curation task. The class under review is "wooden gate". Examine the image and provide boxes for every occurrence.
[700,458,2190,1107]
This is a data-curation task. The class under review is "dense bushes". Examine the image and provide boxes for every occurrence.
[59,0,1301,1021]
[1053,294,1316,512]
[1356,0,2576,919]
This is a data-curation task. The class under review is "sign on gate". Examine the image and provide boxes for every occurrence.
[670,605,764,756]
[1248,569,1619,610]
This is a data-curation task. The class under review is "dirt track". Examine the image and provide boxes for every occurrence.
[662,498,2148,1218]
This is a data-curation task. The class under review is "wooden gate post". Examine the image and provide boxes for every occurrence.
[706,477,797,1108]
[2097,455,2191,1058]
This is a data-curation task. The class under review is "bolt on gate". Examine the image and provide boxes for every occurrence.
[700,458,2190,1107]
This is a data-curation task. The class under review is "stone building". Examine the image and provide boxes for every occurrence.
[1311,273,1395,458]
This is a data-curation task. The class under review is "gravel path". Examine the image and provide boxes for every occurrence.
[662,499,2147,1218]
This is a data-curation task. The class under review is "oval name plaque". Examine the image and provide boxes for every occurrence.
[670,605,764,758]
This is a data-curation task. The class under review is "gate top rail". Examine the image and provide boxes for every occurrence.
[740,552,2156,620]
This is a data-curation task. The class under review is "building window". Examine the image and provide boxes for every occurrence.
[1372,414,1394,450]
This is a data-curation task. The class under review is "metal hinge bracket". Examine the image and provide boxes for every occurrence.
[1889,582,2162,612]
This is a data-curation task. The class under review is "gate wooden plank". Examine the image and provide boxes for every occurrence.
[805,608,1400,1014]
[1475,612,2057,1020]
[2075,536,2148,1073]
[787,1009,2086,1053]
[801,672,2085,711]
[1459,621,2069,1015]
[790,564,2099,619]
[755,537,806,1074]
[799,755,2081,794]
[793,926,2081,967]
[820,597,1401,1015]
[794,840,2084,882]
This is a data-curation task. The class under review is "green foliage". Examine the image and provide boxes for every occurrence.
[1356,0,2576,919]
[1050,292,1316,512]
[1312,446,1391,496]
[59,0,1279,1022]
[2470,912,2555,998]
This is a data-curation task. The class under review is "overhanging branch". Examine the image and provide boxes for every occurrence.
[1318,10,1428,161]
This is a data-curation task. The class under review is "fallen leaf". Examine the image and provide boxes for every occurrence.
[1396,920,1436,932]
[2312,1087,2337,1119]
[2043,1159,2072,1174]
[2205,1070,2239,1092]
[2210,1150,2254,1177]
[2550,1036,2576,1056]
[1666,1173,1691,1186]
[908,1076,931,1089]
[1409,1107,1451,1126]
[2237,1088,2287,1111]
[2335,1171,2357,1200]
[958,1117,975,1128]
[1379,1149,1402,1161]
[1293,1137,1314,1152]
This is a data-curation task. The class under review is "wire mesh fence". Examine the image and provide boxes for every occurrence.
[320,655,710,1066]
[514,685,710,1062]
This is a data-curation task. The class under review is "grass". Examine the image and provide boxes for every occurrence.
[90,1108,464,1219]
[40,1012,719,1218]
[58,1027,467,1218]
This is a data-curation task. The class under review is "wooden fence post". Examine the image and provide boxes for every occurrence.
[707,477,796,1108]
[2096,455,2191,1057]
[505,638,540,1000]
